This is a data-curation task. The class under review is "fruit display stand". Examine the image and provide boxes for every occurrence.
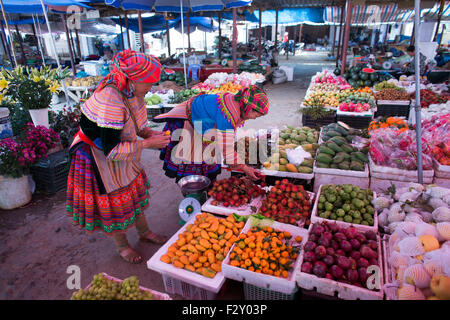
[369,156,434,194]
[84,273,172,300]
[260,167,314,181]
[201,189,267,216]
[162,103,178,114]
[295,223,385,300]
[381,235,396,300]
[301,111,337,129]
[146,211,230,300]
[66,85,96,104]
[432,159,450,188]
[375,100,411,118]
[336,110,373,130]
[313,160,370,194]
[310,184,378,233]
[222,217,309,299]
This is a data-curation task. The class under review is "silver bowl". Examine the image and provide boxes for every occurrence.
[177,175,211,196]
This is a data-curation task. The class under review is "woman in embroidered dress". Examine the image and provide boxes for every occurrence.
[66,50,171,264]
[153,85,269,182]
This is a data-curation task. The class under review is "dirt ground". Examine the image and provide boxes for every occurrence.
[0,52,335,300]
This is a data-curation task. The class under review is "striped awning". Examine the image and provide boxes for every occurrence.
[324,2,450,25]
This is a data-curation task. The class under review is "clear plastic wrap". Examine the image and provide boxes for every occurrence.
[369,128,434,170]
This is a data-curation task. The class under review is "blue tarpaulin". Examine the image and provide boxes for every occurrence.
[251,8,325,26]
[105,0,251,12]
[112,15,217,34]
[1,18,45,25]
[0,0,91,14]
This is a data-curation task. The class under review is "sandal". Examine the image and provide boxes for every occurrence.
[139,230,168,244]
[118,246,143,264]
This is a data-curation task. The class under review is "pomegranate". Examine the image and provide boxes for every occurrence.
[313,261,327,278]
[346,269,359,284]
[354,233,367,245]
[365,230,377,241]
[318,237,330,248]
[358,267,369,284]
[313,225,325,236]
[322,231,333,242]
[337,256,351,270]
[350,238,361,250]
[330,265,344,279]
[328,222,339,233]
[304,251,316,263]
[301,262,313,274]
[326,247,335,256]
[344,227,358,240]
[340,240,352,252]
[330,240,339,250]
[361,245,377,260]
[350,251,361,261]
[314,245,327,260]
[357,257,369,268]
[334,232,347,242]
[323,255,335,267]
[367,240,378,251]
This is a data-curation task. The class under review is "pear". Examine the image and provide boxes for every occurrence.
[430,275,450,300]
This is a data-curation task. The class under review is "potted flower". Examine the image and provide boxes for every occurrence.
[0,123,60,209]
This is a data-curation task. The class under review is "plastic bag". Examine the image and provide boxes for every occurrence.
[397,236,425,257]
[286,146,312,167]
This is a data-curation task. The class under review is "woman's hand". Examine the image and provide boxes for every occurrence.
[242,165,264,181]
[142,135,171,149]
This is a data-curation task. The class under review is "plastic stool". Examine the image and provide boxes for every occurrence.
[188,64,201,81]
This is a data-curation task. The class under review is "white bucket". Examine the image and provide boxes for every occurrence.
[29,108,49,128]
[0,107,13,139]
[0,175,32,210]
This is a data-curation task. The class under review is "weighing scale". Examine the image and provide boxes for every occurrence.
[177,175,211,225]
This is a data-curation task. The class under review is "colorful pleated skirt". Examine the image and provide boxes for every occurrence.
[66,143,150,235]
[160,119,221,183]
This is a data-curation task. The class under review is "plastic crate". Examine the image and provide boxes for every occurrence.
[30,149,69,194]
[146,106,163,120]
[302,113,336,129]
[336,114,373,129]
[243,282,297,300]
[375,101,411,118]
[162,274,217,300]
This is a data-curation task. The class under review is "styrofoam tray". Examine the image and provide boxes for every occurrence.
[256,188,316,229]
[146,211,228,293]
[369,156,434,182]
[376,100,411,105]
[84,273,172,300]
[201,188,267,216]
[433,158,450,179]
[313,159,369,178]
[336,109,373,117]
[296,224,384,300]
[222,217,308,295]
[381,234,398,300]
[260,167,314,180]
[310,184,378,233]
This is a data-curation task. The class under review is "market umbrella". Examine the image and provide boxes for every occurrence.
[105,0,252,87]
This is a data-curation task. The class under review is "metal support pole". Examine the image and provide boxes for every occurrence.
[165,17,171,56]
[138,11,145,53]
[0,0,17,67]
[337,6,345,66]
[124,12,131,49]
[32,15,45,66]
[180,0,187,88]
[75,28,81,60]
[118,16,124,50]
[414,0,423,184]
[331,25,336,57]
[218,12,222,60]
[14,24,26,65]
[0,19,11,65]
[69,29,77,59]
[62,14,76,76]
[258,8,262,63]
[275,9,279,48]
[433,0,445,42]
[341,0,353,76]
[232,7,237,73]
[39,0,69,104]
[187,11,191,53]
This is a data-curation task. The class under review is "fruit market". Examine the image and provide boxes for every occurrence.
[0,0,450,305]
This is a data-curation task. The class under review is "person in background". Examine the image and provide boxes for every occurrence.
[402,45,436,76]
[66,50,170,264]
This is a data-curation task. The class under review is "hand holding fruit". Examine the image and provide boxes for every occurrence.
[242,165,261,181]
[142,135,171,149]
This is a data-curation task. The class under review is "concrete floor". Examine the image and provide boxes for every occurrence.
[0,52,335,300]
